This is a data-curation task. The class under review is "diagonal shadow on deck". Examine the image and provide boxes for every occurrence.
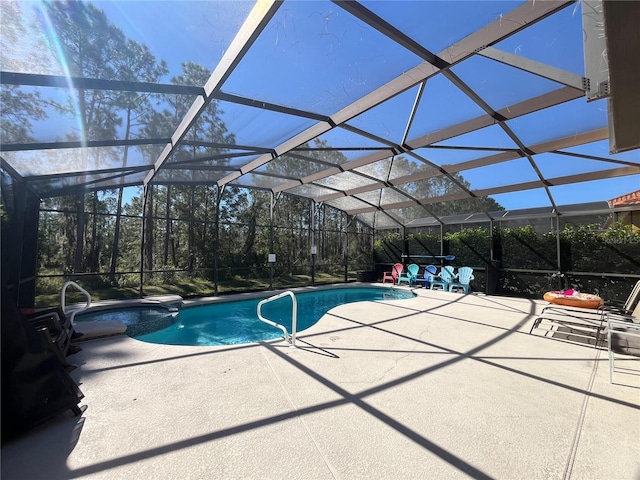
[56,294,639,479]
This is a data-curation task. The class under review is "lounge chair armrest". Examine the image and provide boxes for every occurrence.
[606,312,638,325]
[602,305,633,316]
[605,299,626,309]
[607,316,637,326]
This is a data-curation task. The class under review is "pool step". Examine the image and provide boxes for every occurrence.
[71,295,183,340]
[141,295,184,308]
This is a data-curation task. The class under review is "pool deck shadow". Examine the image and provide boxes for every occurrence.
[2,287,639,479]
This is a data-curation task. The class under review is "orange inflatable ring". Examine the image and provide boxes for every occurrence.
[543,290,604,309]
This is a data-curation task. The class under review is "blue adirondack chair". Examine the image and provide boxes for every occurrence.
[414,265,438,288]
[430,266,456,291]
[449,266,474,293]
[397,264,419,286]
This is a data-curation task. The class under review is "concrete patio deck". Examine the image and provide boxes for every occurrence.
[2,287,639,479]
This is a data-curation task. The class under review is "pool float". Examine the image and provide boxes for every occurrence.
[543,289,604,309]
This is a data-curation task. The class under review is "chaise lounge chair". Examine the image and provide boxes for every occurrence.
[540,279,640,318]
[530,280,640,345]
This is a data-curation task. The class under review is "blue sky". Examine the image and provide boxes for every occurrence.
[96,1,255,75]
[7,0,640,211]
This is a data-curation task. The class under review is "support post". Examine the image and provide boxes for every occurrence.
[18,191,40,307]
[214,185,224,296]
[555,214,562,272]
[344,213,349,283]
[486,221,502,295]
[310,200,316,286]
[402,226,408,265]
[3,179,40,307]
[73,192,85,275]
[269,191,275,290]
[489,220,494,262]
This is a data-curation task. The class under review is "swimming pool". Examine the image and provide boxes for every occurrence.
[76,286,415,346]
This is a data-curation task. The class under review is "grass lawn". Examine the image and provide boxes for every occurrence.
[35,272,352,307]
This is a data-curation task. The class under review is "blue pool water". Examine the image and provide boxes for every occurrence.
[76,287,415,346]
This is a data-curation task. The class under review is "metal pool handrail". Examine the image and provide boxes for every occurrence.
[257,290,297,348]
[61,280,92,325]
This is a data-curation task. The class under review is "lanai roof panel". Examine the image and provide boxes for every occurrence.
[204,99,318,150]
[460,158,542,190]
[450,55,570,112]
[325,195,374,212]
[2,146,152,178]
[360,0,528,54]
[505,97,608,146]
[493,2,585,76]
[220,0,425,116]
[414,147,512,168]
[232,172,297,190]
[30,170,148,197]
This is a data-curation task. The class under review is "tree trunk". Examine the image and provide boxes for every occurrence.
[203,187,209,256]
[321,205,326,258]
[188,186,195,276]
[110,105,132,283]
[164,185,171,266]
[110,187,124,283]
[240,202,257,259]
[88,191,98,272]
[145,186,154,277]
[73,193,85,273]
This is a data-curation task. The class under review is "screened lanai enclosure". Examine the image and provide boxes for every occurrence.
[1,0,639,307]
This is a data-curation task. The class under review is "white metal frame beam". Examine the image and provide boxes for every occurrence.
[217,0,573,188]
[311,127,615,206]
[477,46,586,91]
[281,88,586,201]
[343,165,639,216]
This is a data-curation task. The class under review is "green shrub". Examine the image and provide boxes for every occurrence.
[373,222,640,299]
